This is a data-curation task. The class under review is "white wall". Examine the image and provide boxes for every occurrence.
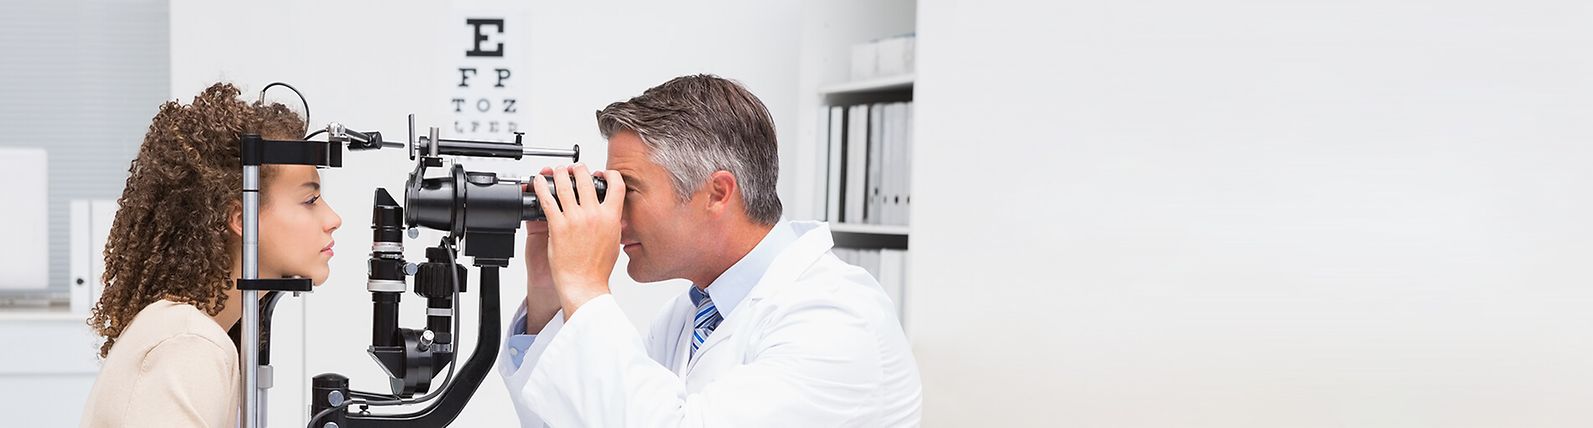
[170,0,796,426]
[910,0,1593,426]
[0,0,166,293]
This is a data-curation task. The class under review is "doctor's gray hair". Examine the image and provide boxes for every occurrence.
[596,74,782,225]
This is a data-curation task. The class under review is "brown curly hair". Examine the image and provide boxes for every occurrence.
[88,82,306,358]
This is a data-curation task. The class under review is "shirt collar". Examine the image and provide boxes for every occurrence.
[694,219,798,316]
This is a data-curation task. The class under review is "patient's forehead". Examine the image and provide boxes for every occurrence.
[267,165,320,192]
[273,164,318,179]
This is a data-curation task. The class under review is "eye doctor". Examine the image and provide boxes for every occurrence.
[497,74,922,427]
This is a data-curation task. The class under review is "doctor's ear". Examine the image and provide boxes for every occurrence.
[705,170,738,212]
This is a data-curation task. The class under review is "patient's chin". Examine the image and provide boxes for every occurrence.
[293,265,330,286]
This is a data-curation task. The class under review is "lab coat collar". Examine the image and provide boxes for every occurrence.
[696,219,799,317]
[742,220,834,303]
[686,221,834,373]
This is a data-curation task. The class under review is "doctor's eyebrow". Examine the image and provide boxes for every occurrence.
[615,171,641,190]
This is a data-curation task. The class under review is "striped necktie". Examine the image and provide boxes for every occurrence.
[689,287,723,359]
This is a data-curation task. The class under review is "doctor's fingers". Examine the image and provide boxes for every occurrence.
[551,164,580,214]
[571,163,599,210]
[532,171,563,221]
[521,167,560,230]
[593,170,626,213]
[530,170,564,224]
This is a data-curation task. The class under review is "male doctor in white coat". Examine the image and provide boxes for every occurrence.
[497,74,922,426]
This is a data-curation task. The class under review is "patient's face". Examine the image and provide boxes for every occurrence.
[258,165,342,285]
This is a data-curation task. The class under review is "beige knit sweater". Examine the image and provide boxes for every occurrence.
[80,299,239,427]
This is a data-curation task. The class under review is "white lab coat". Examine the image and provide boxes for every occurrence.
[498,221,922,427]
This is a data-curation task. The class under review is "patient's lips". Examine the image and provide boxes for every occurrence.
[321,240,335,257]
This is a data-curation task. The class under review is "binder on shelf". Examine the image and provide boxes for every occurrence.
[814,105,831,221]
[866,103,885,225]
[827,106,845,222]
[878,249,907,318]
[861,248,882,285]
[898,102,911,225]
[69,200,117,314]
[833,248,856,271]
[826,246,908,322]
[903,102,914,226]
[824,101,915,227]
[885,102,907,226]
[845,104,869,223]
[885,101,898,224]
[897,102,911,225]
[69,202,91,313]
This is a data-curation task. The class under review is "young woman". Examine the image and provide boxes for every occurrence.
[80,82,342,427]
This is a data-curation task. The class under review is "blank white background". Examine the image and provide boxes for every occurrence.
[910,0,1593,426]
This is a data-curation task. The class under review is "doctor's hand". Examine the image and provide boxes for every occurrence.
[521,167,562,333]
[530,163,626,318]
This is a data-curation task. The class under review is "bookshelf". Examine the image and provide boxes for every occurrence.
[828,223,911,235]
[829,223,910,250]
[818,73,916,95]
[792,0,917,323]
[794,0,916,244]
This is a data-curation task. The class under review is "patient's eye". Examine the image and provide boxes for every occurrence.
[304,194,321,205]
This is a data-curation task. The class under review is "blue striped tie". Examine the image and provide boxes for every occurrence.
[689,287,723,359]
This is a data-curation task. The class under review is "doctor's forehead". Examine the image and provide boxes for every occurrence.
[606,132,665,177]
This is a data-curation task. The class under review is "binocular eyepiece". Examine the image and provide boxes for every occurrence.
[388,164,604,265]
[404,164,607,237]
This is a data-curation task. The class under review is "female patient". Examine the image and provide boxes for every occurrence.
[80,83,342,427]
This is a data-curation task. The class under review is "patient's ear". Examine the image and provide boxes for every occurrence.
[228,204,243,238]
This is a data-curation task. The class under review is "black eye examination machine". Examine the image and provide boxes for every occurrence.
[236,84,603,428]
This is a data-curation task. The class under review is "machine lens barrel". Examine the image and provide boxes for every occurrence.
[522,176,607,221]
